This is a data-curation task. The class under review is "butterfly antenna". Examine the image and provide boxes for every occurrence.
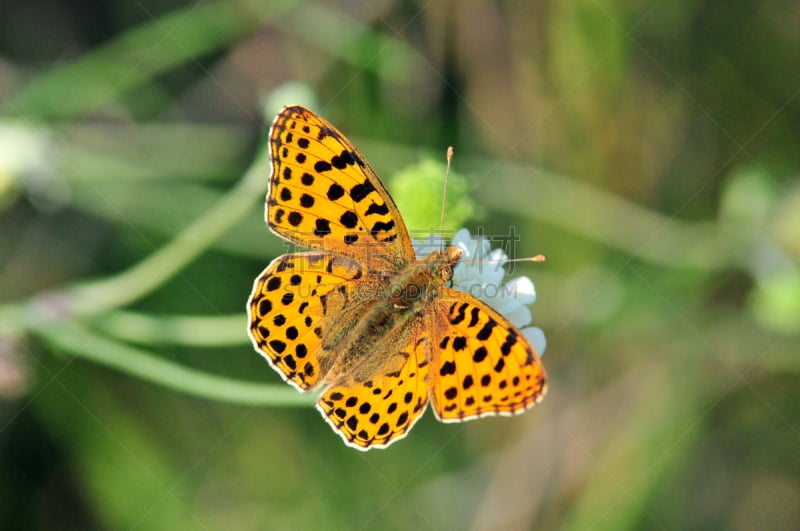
[503,255,547,263]
[439,146,454,252]
[475,255,547,269]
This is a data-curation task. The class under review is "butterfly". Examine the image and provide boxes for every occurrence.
[247,105,547,450]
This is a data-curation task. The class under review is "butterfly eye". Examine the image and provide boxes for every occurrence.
[439,263,454,282]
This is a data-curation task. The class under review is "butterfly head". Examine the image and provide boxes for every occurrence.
[422,245,462,283]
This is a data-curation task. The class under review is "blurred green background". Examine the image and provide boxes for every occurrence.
[1,0,799,529]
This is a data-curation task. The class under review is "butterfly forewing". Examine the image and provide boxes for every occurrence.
[267,106,414,269]
[429,288,547,421]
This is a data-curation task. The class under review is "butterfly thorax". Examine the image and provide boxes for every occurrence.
[388,246,461,308]
[320,246,463,386]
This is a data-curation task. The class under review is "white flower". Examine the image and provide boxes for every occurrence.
[414,228,547,356]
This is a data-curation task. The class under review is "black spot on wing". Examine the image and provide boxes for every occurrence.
[396,411,409,427]
[350,180,376,202]
[452,336,467,351]
[476,318,497,340]
[314,218,332,237]
[266,277,281,291]
[439,361,456,376]
[269,340,286,354]
[340,211,359,228]
[370,220,395,236]
[300,194,314,208]
[468,307,480,327]
[331,150,355,169]
[288,211,303,226]
[327,183,345,200]
[449,302,468,325]
[365,202,390,216]
[472,346,488,363]
[501,331,517,356]
[463,375,474,389]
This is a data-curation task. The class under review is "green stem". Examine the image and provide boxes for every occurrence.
[90,311,245,347]
[34,322,313,407]
[476,159,742,271]
[0,150,265,336]
[63,151,266,317]
[9,0,300,120]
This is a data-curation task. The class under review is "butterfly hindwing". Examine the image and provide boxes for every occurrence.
[247,252,363,391]
[429,288,547,422]
[316,328,431,450]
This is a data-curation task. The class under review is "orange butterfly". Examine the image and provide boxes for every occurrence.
[247,106,546,450]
